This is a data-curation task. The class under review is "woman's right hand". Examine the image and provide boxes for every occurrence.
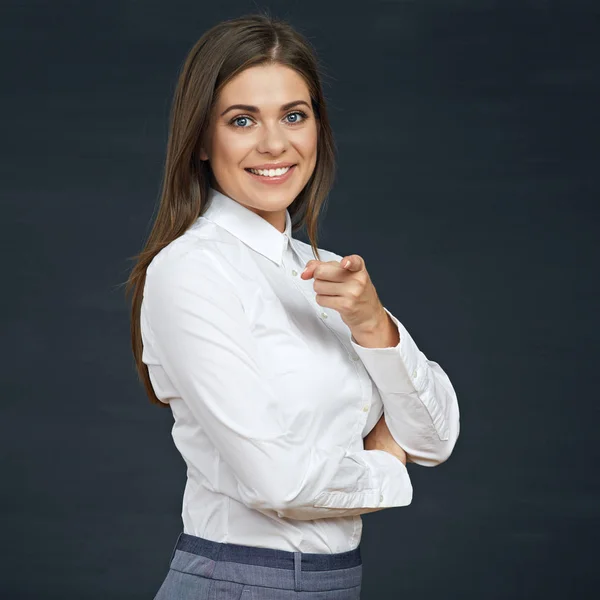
[363,413,407,465]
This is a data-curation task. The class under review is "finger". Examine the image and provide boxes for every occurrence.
[313,280,348,296]
[300,260,319,280]
[300,260,342,280]
[341,255,364,272]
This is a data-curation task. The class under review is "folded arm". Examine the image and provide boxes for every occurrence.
[351,307,460,467]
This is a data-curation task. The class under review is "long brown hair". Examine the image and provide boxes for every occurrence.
[124,14,337,406]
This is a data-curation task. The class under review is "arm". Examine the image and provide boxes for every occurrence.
[143,247,413,520]
[350,307,460,467]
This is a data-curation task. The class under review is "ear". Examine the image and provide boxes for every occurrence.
[199,147,209,161]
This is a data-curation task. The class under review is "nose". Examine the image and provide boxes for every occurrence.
[256,120,289,155]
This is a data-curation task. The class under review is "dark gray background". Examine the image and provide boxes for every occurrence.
[2,0,598,598]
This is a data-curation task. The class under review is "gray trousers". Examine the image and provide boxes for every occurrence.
[154,532,363,599]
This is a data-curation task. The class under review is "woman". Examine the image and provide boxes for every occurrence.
[126,13,460,599]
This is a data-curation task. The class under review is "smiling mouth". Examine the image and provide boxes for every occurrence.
[244,165,296,177]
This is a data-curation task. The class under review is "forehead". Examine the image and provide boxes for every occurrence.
[216,63,311,107]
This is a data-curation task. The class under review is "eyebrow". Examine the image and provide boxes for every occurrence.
[219,100,311,117]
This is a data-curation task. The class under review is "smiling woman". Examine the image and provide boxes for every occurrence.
[125,11,459,600]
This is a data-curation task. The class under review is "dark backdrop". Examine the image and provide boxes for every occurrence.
[2,1,598,598]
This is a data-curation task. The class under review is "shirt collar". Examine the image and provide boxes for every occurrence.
[201,187,293,266]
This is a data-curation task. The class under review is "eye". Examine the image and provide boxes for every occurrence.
[228,110,309,129]
[284,110,308,125]
[230,115,254,128]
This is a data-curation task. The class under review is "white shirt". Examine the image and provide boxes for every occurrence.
[141,187,460,553]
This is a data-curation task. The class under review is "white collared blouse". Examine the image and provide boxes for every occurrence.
[141,187,460,553]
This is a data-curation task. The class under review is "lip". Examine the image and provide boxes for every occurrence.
[245,164,296,185]
[246,162,296,170]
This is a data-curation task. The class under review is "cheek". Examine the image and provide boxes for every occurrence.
[211,128,252,169]
[297,124,318,159]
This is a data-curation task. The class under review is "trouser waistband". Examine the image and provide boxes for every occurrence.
[175,532,362,571]
[169,532,363,593]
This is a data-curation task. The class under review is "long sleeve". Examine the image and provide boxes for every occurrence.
[350,307,460,467]
[143,248,412,521]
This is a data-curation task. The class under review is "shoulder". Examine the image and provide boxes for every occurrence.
[145,217,241,294]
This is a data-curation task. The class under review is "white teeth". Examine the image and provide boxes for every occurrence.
[248,166,292,177]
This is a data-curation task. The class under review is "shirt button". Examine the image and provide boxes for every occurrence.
[350,353,359,361]
[291,269,298,276]
[362,405,369,412]
[412,369,418,379]
[321,312,328,319]
[380,494,384,503]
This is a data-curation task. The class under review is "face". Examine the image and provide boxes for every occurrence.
[199,63,318,233]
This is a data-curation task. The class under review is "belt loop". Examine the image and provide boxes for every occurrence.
[294,551,302,591]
